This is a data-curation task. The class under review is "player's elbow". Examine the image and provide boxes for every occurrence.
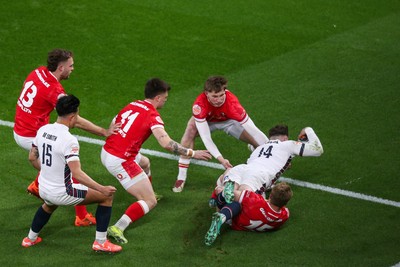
[318,145,324,155]
[28,154,36,163]
[184,119,198,140]
[29,158,40,170]
[160,141,172,151]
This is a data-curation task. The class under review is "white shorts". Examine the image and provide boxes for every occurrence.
[208,120,244,139]
[101,148,147,190]
[222,164,274,192]
[13,131,34,151]
[39,183,88,206]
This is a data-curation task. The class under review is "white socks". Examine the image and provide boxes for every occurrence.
[114,214,132,231]
[177,158,191,180]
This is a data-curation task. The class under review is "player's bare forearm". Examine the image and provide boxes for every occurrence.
[166,138,211,160]
[71,168,111,194]
[75,115,108,137]
[153,127,210,159]
[167,140,189,155]
[28,146,41,170]
[154,128,186,154]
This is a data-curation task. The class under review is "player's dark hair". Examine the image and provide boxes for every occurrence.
[268,124,289,138]
[47,49,73,72]
[144,78,171,99]
[56,95,80,117]
[204,76,228,92]
[269,182,293,207]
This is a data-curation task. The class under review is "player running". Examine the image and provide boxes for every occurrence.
[101,78,211,244]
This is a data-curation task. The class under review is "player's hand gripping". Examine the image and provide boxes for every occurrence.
[105,121,122,137]
[101,185,117,197]
[297,128,308,142]
[218,156,233,169]
[192,150,212,161]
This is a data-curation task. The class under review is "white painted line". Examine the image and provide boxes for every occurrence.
[280,177,400,208]
[0,120,14,128]
[2,119,399,208]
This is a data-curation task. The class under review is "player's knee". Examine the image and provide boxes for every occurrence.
[140,156,150,172]
[101,195,114,206]
[42,203,57,214]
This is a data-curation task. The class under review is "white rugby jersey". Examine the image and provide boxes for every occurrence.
[227,127,323,192]
[34,122,80,196]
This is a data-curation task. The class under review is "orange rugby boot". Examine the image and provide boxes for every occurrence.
[75,213,97,227]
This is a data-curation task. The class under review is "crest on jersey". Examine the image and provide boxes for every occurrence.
[193,104,201,116]
[155,116,164,124]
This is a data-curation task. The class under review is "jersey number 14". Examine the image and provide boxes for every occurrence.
[258,145,273,158]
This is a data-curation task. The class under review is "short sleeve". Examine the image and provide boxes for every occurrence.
[65,137,80,162]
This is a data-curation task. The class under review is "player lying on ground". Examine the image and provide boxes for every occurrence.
[204,124,323,245]
[205,182,292,246]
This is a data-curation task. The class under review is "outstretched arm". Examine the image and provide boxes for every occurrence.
[152,127,212,160]
[195,120,232,169]
[68,160,116,197]
[75,115,121,137]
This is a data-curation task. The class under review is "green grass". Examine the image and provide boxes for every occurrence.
[1,1,399,266]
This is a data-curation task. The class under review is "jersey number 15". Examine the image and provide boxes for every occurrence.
[41,143,52,167]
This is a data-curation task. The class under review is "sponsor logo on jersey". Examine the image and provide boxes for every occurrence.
[117,174,124,181]
[17,101,32,114]
[192,104,201,116]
